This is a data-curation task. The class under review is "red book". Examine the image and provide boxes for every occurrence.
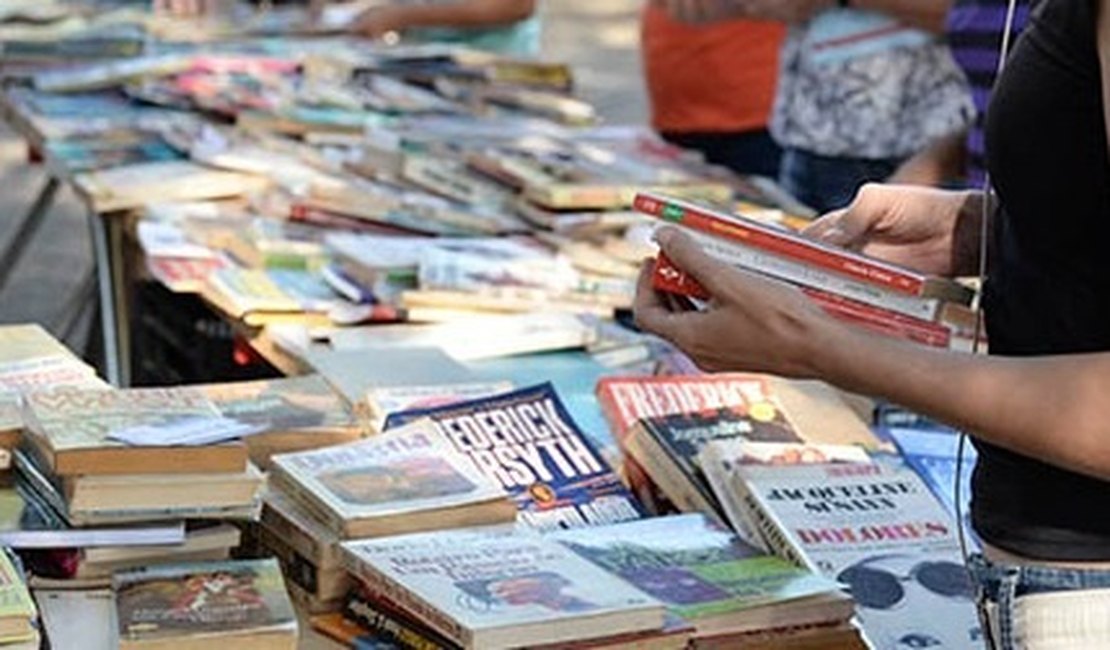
[635,192,972,304]
[652,254,952,348]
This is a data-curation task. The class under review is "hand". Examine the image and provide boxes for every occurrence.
[350,5,409,38]
[633,228,836,377]
[803,183,983,278]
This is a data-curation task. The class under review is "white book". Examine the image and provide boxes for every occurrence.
[735,462,980,649]
[269,418,514,538]
[342,530,665,650]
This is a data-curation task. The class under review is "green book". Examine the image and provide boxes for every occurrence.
[550,513,851,636]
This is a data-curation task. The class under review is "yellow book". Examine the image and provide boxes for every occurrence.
[0,551,37,643]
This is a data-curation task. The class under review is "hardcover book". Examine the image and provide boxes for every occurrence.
[385,383,643,530]
[550,514,850,636]
[341,531,665,649]
[269,418,515,538]
[113,558,297,649]
[21,388,247,476]
[733,462,981,649]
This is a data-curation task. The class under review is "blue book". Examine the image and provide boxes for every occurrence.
[887,427,980,549]
[385,382,643,530]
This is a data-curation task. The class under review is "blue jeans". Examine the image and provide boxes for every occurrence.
[779,147,902,214]
[969,553,1110,649]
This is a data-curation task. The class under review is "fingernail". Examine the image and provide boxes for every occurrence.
[653,227,675,245]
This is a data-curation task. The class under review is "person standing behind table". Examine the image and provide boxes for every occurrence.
[659,0,975,213]
[891,0,1034,188]
[339,0,540,58]
[641,4,786,178]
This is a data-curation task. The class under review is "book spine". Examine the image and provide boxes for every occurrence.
[269,469,348,540]
[801,287,951,348]
[345,592,456,650]
[698,447,765,550]
[737,477,818,573]
[595,390,672,516]
[635,193,925,295]
[343,555,468,646]
[627,424,717,519]
[652,245,940,321]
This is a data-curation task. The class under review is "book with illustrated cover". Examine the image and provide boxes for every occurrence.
[385,383,643,531]
[551,514,851,636]
[0,550,36,644]
[596,374,797,513]
[269,418,514,538]
[342,531,665,650]
[365,381,513,433]
[597,374,881,514]
[113,558,297,649]
[21,388,247,476]
[733,462,980,649]
[199,375,360,468]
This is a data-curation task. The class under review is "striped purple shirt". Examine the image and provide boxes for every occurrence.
[945,0,1032,187]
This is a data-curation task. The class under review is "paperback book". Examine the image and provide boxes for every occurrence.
[385,383,643,530]
[269,418,515,538]
[21,388,247,476]
[342,531,665,650]
[550,514,851,636]
[732,462,981,649]
[114,558,297,649]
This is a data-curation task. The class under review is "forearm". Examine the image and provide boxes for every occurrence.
[849,0,951,32]
[386,0,535,29]
[812,325,1110,480]
[889,131,968,186]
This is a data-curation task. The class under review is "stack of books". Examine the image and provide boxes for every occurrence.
[260,418,516,613]
[636,192,979,350]
[14,387,262,584]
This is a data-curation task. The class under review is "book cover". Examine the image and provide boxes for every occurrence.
[736,462,981,649]
[342,532,664,649]
[550,514,839,626]
[22,387,220,454]
[385,383,643,530]
[114,559,296,645]
[887,427,977,531]
[630,405,802,517]
[596,374,791,513]
[635,192,960,300]
[199,375,356,436]
[365,381,514,433]
[270,419,510,536]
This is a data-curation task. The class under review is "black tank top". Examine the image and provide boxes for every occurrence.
[979,0,1110,559]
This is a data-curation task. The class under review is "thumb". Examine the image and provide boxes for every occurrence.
[802,207,871,251]
[653,227,732,297]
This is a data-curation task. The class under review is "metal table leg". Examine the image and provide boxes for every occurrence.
[87,210,131,387]
[0,176,59,296]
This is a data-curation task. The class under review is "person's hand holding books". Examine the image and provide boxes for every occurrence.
[633,228,830,377]
[803,184,984,278]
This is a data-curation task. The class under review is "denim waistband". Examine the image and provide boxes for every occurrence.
[968,553,1110,649]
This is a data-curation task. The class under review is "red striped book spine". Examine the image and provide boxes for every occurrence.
[634,192,926,296]
[652,254,951,348]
